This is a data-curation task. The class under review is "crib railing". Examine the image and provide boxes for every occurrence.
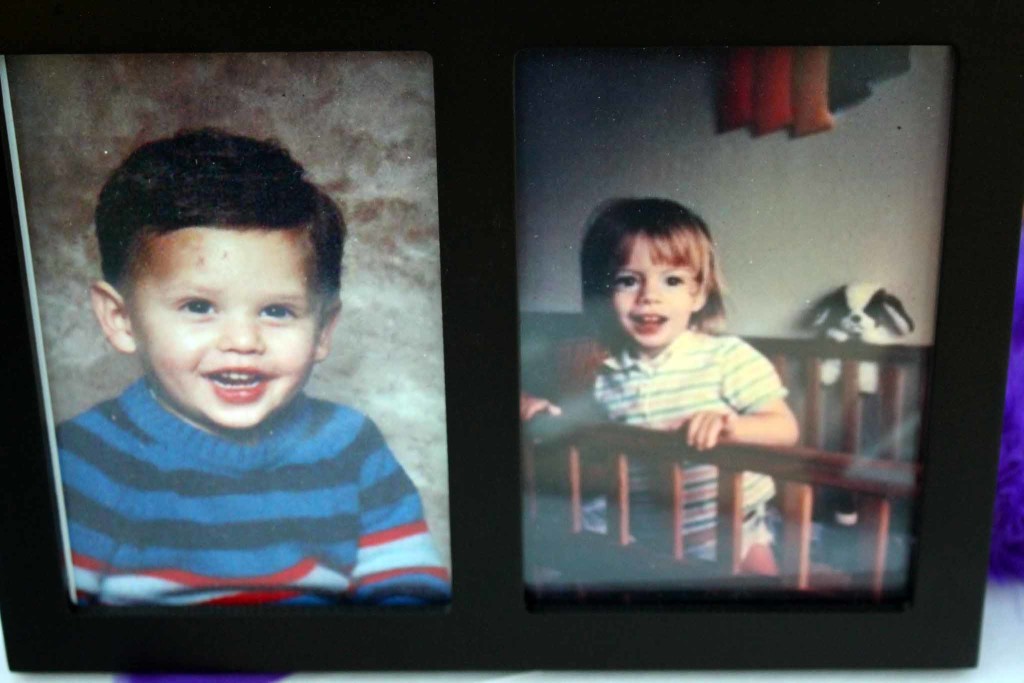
[524,420,919,598]
[749,336,927,459]
[521,334,927,600]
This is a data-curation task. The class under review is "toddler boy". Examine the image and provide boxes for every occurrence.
[57,128,449,606]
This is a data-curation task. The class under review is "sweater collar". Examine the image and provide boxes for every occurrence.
[116,378,313,473]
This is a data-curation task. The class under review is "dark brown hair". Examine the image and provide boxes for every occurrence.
[95,128,345,304]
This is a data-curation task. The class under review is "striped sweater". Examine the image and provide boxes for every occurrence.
[593,333,787,557]
[56,379,450,606]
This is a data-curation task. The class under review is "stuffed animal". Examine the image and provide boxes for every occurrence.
[804,283,915,532]
[804,283,915,392]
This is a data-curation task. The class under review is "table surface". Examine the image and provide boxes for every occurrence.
[2,581,1022,683]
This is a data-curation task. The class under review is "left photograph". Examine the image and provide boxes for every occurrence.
[2,53,451,606]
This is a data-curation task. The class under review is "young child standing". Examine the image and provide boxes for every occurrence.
[58,129,449,606]
[522,197,799,575]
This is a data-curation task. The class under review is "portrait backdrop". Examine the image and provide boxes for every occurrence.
[5,52,450,573]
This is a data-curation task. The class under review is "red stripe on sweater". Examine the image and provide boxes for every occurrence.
[142,559,319,588]
[203,590,303,606]
[72,552,320,588]
[72,552,106,571]
[359,520,428,548]
[358,565,449,587]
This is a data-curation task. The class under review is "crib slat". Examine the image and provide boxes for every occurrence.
[672,463,686,561]
[872,365,903,598]
[610,453,631,546]
[880,365,906,461]
[859,496,891,600]
[841,360,862,453]
[717,469,744,575]
[568,446,582,533]
[780,482,814,589]
[804,357,823,448]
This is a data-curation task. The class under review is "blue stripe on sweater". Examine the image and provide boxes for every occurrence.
[70,521,358,577]
[359,492,425,535]
[58,418,380,496]
[73,400,369,471]
[359,446,402,482]
[351,574,450,603]
[61,448,363,523]
[65,486,361,550]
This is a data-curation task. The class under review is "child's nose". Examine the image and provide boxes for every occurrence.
[217,316,265,354]
[639,280,661,302]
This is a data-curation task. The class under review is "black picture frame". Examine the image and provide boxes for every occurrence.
[1,0,1022,672]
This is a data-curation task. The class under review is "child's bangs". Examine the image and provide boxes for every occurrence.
[620,228,710,279]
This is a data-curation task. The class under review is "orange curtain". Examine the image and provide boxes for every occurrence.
[720,46,834,138]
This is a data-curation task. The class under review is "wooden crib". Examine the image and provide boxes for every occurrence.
[521,322,926,603]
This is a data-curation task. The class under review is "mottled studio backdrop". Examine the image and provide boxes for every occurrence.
[5,53,450,569]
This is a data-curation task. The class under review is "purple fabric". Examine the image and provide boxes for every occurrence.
[120,676,286,683]
[990,225,1024,579]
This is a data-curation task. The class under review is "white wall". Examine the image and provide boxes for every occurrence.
[516,46,952,344]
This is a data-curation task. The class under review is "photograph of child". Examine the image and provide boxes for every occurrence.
[517,47,950,603]
[4,53,450,606]
[523,199,800,577]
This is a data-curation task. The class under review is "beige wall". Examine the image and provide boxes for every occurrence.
[517,46,952,344]
[6,53,450,568]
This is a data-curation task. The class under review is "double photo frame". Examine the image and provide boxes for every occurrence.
[1,0,1023,672]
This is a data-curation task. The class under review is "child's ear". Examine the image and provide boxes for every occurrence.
[89,281,138,355]
[692,285,708,313]
[314,300,342,362]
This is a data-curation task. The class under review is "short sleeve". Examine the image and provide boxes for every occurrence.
[719,338,788,414]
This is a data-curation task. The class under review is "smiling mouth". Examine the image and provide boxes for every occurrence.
[204,370,271,404]
[630,314,667,335]
[206,370,266,387]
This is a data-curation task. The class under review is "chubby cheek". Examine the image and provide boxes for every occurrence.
[277,331,322,372]
[258,324,324,373]
[611,293,634,321]
[140,324,212,375]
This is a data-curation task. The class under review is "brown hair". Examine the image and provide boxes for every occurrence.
[96,128,345,311]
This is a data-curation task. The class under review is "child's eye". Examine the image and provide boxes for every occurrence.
[182,300,214,315]
[261,305,296,319]
[613,274,640,290]
[665,275,686,287]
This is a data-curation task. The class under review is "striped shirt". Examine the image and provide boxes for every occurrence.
[594,333,787,557]
[57,379,450,606]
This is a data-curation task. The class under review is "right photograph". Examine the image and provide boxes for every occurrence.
[516,46,951,606]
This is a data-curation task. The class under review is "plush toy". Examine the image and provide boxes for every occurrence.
[803,283,915,531]
[804,282,915,392]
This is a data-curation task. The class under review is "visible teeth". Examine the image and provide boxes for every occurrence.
[210,372,261,386]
